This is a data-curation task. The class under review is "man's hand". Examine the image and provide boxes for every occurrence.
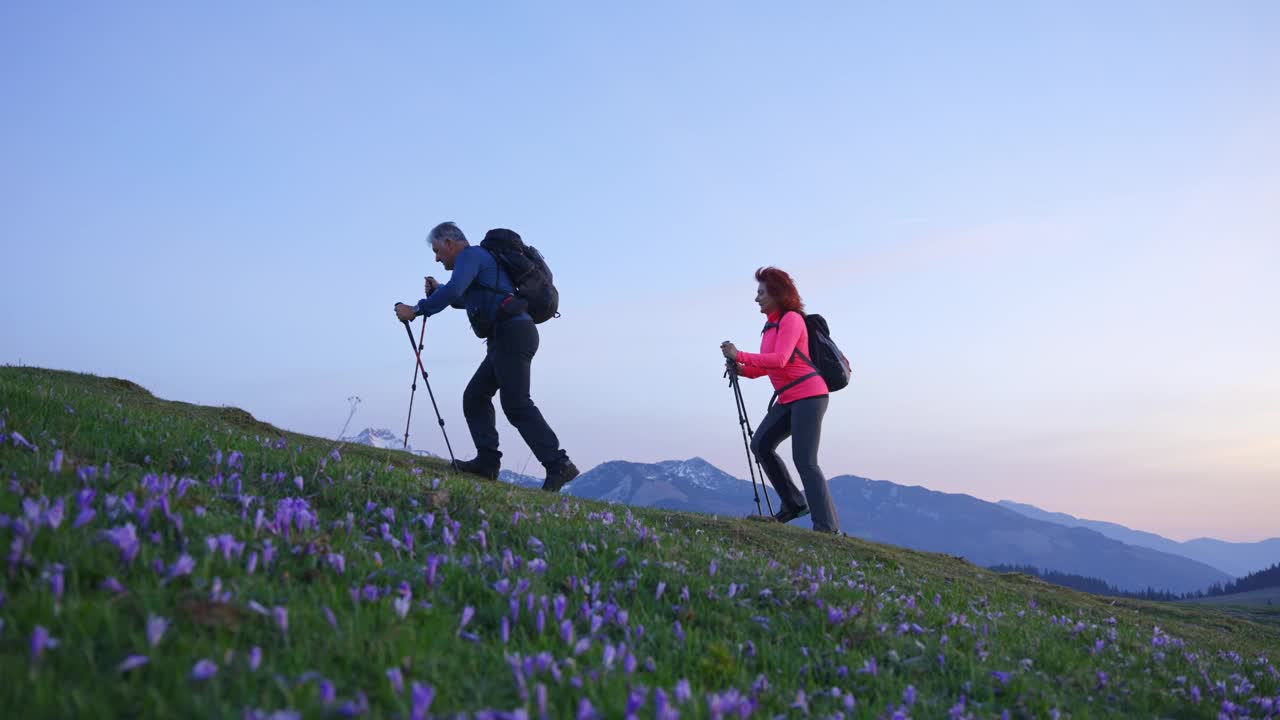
[720,341,739,361]
[424,276,440,296]
[394,303,417,322]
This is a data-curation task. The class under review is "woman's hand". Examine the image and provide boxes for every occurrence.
[720,341,739,361]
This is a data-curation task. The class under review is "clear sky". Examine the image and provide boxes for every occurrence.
[3,2,1277,542]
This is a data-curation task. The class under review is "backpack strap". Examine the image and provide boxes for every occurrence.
[470,248,516,298]
[768,369,822,410]
[794,348,818,373]
[759,311,819,408]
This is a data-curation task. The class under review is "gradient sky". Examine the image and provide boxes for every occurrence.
[3,2,1277,542]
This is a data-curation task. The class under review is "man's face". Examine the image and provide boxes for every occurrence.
[432,239,462,270]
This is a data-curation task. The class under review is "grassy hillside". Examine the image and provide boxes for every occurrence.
[2,366,1277,718]
[1185,588,1280,608]
[1180,588,1280,630]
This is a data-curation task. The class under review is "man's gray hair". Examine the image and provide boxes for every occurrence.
[428,221,467,247]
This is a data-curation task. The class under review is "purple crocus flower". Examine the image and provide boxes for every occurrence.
[576,698,599,720]
[655,689,670,720]
[73,505,96,529]
[320,680,336,704]
[250,646,263,671]
[675,679,692,704]
[410,683,435,720]
[167,553,195,580]
[386,667,404,694]
[49,563,65,602]
[103,577,126,594]
[191,659,218,680]
[10,431,37,452]
[460,606,475,629]
[31,625,56,662]
[147,615,169,647]
[103,523,141,564]
[118,655,149,672]
[273,607,289,634]
[324,606,339,630]
[992,670,1012,686]
[50,450,64,473]
[603,644,617,669]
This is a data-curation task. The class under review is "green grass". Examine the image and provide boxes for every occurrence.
[1,365,1277,718]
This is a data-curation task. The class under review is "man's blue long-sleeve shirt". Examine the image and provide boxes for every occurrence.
[415,245,530,337]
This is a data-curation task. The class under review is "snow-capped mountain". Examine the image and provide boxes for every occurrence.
[342,427,404,449]
[499,469,543,489]
[565,457,756,516]
[341,427,440,458]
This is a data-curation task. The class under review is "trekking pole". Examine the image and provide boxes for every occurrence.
[724,360,775,516]
[401,316,428,449]
[399,318,456,464]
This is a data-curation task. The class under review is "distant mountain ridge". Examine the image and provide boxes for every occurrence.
[822,475,1230,593]
[997,500,1280,578]
[344,427,1241,594]
[516,455,1233,594]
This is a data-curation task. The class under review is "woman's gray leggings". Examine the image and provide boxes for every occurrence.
[751,394,840,533]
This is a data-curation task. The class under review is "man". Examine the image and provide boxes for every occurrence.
[394,221,579,492]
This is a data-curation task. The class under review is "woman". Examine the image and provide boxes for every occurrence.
[721,267,840,534]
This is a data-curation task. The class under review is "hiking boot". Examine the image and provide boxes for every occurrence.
[773,505,810,524]
[452,456,499,482]
[541,460,579,493]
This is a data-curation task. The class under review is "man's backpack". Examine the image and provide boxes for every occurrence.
[763,311,853,396]
[477,228,560,324]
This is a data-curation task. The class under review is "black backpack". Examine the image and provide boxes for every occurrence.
[798,313,852,392]
[763,311,852,401]
[476,228,560,324]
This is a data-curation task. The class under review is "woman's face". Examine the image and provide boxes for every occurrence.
[755,281,779,315]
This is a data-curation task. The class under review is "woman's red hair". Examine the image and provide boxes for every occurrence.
[755,267,804,313]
